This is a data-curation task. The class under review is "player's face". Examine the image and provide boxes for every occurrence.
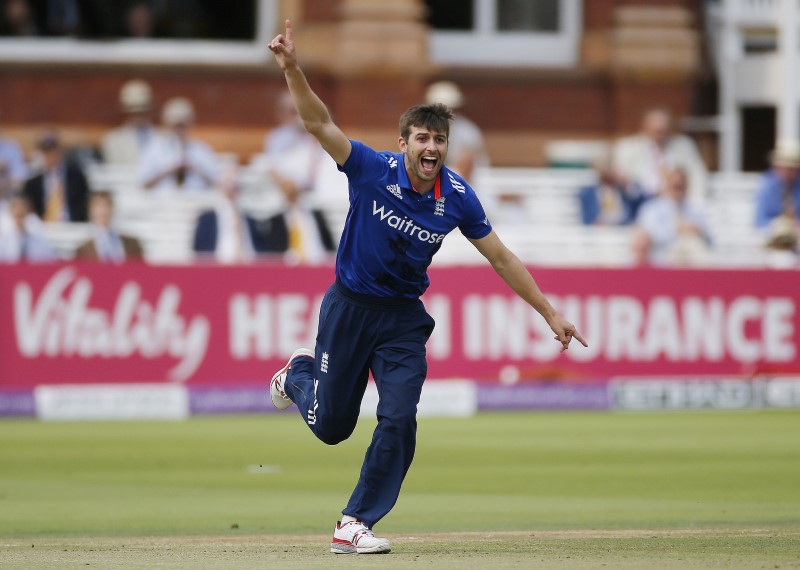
[400,126,448,188]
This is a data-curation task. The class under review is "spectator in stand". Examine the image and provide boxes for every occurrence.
[264,160,336,264]
[259,90,338,261]
[632,167,712,266]
[424,81,501,219]
[264,89,314,157]
[125,1,157,38]
[578,157,643,226]
[256,89,347,203]
[0,107,29,191]
[0,0,38,36]
[43,0,82,36]
[1,163,42,236]
[102,79,162,165]
[74,191,144,262]
[23,131,89,222]
[138,96,219,193]
[424,81,489,185]
[613,107,708,205]
[192,167,269,264]
[0,160,18,233]
[0,192,55,262]
[754,139,800,256]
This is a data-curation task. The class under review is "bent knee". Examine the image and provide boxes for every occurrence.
[312,417,357,445]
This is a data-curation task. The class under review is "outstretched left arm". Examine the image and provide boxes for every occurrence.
[468,231,588,352]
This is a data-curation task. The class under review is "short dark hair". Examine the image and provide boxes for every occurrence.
[37,132,60,151]
[399,103,453,141]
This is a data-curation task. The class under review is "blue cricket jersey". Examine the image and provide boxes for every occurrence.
[336,140,492,298]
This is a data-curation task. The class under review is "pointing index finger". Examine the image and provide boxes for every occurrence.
[285,19,293,42]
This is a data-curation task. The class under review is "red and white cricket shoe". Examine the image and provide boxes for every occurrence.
[269,348,314,410]
[330,520,391,554]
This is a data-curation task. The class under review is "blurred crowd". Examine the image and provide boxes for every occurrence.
[1,78,798,268]
[0,77,339,265]
[577,107,800,268]
[0,0,253,40]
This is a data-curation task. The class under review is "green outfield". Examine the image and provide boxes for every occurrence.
[1,410,799,568]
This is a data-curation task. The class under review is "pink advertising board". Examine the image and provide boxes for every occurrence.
[1,263,797,389]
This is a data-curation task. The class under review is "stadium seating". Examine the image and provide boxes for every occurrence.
[43,162,767,267]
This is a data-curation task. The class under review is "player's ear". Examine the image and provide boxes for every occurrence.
[398,136,407,152]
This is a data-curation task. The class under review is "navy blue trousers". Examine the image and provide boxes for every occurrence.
[283,281,435,529]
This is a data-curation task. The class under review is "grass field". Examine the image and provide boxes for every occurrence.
[1,410,799,568]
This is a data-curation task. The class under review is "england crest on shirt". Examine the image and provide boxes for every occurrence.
[434,196,446,216]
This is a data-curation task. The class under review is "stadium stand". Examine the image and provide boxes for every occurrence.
[42,161,766,268]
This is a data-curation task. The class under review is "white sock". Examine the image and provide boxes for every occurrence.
[341,515,358,524]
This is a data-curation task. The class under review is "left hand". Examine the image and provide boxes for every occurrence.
[549,314,588,352]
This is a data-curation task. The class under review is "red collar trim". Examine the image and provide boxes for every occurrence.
[412,173,441,199]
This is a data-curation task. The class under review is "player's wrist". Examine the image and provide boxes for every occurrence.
[541,306,559,324]
[281,59,301,73]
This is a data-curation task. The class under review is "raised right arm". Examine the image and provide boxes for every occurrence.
[268,19,352,166]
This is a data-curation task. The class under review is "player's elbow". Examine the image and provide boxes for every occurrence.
[302,113,332,138]
[302,118,323,136]
[489,249,515,274]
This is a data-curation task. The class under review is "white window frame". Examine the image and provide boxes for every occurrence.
[0,0,277,65]
[428,0,583,67]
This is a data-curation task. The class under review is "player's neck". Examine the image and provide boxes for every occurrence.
[407,169,438,195]
[414,183,434,195]
[411,172,442,199]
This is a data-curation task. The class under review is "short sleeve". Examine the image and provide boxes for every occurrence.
[458,189,493,240]
[338,140,388,186]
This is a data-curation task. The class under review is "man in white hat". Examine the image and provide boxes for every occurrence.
[102,79,163,165]
[754,139,800,253]
[138,96,219,193]
[424,81,490,185]
[424,81,500,218]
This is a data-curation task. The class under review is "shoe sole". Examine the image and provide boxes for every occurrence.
[330,543,356,554]
[330,543,391,554]
[269,348,314,410]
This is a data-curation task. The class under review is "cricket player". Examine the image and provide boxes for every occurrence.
[268,20,587,555]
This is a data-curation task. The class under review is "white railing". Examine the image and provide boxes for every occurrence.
[53,164,768,267]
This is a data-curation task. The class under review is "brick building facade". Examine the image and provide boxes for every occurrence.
[0,0,711,167]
